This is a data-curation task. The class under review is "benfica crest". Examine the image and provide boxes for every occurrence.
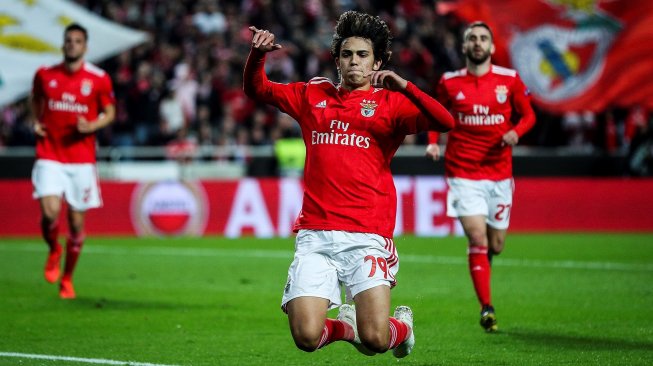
[80,79,93,96]
[495,85,508,104]
[360,99,378,117]
[509,1,622,103]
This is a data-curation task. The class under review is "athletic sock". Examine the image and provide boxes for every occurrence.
[317,319,355,349]
[468,245,492,307]
[62,232,85,281]
[388,317,411,349]
[41,219,60,252]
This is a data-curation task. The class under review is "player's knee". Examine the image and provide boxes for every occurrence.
[292,338,320,352]
[291,331,321,352]
[360,331,390,354]
[42,209,60,223]
[467,232,487,247]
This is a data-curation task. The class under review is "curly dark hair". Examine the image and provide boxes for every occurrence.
[330,11,392,68]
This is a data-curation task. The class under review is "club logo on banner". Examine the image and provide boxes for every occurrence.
[509,6,621,104]
[130,181,209,237]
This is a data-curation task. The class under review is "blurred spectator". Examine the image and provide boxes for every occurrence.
[158,86,187,144]
[170,62,199,124]
[625,107,653,176]
[562,111,595,150]
[192,0,227,35]
[125,61,163,145]
[1,101,32,147]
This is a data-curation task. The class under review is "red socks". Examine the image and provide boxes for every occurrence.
[316,317,411,351]
[468,245,492,307]
[62,232,85,281]
[317,319,354,349]
[388,317,411,349]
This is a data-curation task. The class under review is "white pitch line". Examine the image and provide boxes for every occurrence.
[0,352,181,366]
[400,254,653,272]
[1,242,652,272]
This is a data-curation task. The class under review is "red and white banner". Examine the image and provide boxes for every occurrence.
[1,177,652,237]
[444,0,653,113]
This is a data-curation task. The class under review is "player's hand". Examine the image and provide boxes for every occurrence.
[502,130,519,146]
[33,120,46,137]
[425,143,441,161]
[249,26,282,53]
[368,70,407,91]
[77,116,95,134]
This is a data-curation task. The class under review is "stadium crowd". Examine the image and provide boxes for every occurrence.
[1,0,651,174]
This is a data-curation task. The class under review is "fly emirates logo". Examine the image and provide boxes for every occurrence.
[311,120,371,149]
[48,93,89,114]
[458,104,505,126]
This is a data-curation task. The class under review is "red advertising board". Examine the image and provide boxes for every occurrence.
[0,177,651,237]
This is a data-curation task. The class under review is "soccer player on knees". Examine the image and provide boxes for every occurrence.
[425,22,536,332]
[244,11,453,357]
[31,23,115,299]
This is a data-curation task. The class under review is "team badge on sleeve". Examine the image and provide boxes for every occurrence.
[360,99,378,117]
[81,79,93,96]
[495,85,508,104]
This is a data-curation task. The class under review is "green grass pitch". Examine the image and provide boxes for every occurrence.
[1,233,652,365]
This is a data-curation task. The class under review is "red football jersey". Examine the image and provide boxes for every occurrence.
[245,51,452,238]
[429,65,535,180]
[32,62,115,163]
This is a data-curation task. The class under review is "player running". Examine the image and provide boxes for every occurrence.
[244,11,453,358]
[425,21,535,332]
[31,23,115,299]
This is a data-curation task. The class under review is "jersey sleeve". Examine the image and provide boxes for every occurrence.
[31,69,44,99]
[30,69,46,119]
[243,49,305,121]
[427,77,452,144]
[510,74,536,137]
[392,81,453,135]
[98,73,116,108]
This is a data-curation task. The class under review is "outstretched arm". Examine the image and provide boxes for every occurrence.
[243,26,283,101]
[243,26,305,120]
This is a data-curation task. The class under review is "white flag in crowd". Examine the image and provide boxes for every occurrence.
[0,0,148,107]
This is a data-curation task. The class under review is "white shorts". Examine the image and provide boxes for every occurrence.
[281,230,399,313]
[446,177,514,230]
[32,159,102,211]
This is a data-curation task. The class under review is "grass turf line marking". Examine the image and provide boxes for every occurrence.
[0,352,180,366]
[1,242,652,272]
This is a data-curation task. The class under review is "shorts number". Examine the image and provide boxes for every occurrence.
[365,255,388,279]
[83,188,91,203]
[495,204,512,221]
